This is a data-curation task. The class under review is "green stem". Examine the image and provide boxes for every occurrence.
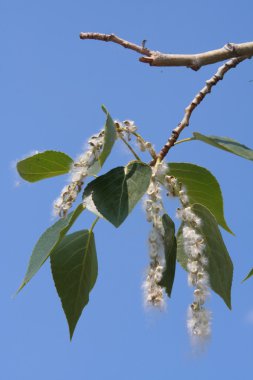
[90,216,99,233]
[119,134,142,161]
[174,137,194,145]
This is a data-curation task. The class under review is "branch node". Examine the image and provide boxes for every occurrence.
[190,57,201,71]
[139,56,153,64]
[224,42,236,52]
[153,56,246,164]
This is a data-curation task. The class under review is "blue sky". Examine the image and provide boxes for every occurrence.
[1,0,253,379]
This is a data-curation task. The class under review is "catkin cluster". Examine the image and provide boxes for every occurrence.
[142,163,168,309]
[142,164,211,339]
[168,176,211,339]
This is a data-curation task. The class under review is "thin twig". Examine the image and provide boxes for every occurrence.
[80,32,151,56]
[80,32,252,70]
[151,56,246,164]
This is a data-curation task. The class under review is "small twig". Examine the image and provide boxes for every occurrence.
[80,32,253,70]
[80,32,151,57]
[152,56,246,164]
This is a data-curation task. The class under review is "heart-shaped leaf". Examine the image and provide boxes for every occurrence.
[51,230,98,339]
[193,132,253,161]
[167,162,233,234]
[17,204,84,292]
[177,203,233,309]
[158,214,177,297]
[83,161,152,227]
[17,151,73,182]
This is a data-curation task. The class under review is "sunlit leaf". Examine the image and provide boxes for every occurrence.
[167,162,233,234]
[17,151,73,182]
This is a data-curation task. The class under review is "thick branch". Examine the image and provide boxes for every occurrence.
[153,56,246,164]
[80,32,252,70]
[140,43,252,70]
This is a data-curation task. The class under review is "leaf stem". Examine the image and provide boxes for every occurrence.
[174,137,194,145]
[90,217,99,232]
[118,134,142,161]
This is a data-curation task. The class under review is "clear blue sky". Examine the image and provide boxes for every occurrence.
[1,0,253,379]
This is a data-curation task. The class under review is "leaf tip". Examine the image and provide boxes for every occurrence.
[225,225,235,236]
[101,104,108,114]
[67,319,78,341]
[241,269,253,283]
[15,281,26,295]
[225,296,232,310]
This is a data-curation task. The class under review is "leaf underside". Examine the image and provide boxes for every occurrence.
[193,132,253,161]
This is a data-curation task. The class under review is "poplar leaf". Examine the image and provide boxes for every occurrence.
[167,162,233,234]
[83,161,152,227]
[17,204,84,292]
[193,132,253,161]
[158,214,177,297]
[51,230,98,339]
[17,151,73,182]
[88,106,117,175]
[242,269,253,282]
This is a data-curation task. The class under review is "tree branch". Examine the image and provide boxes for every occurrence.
[80,32,252,70]
[79,32,151,57]
[152,56,246,165]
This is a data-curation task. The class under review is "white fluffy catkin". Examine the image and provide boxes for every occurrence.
[53,131,104,218]
[165,174,211,339]
[142,162,168,309]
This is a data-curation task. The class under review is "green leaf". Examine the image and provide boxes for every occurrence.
[100,105,117,166]
[17,150,73,182]
[50,230,98,339]
[83,161,152,227]
[88,106,117,175]
[17,204,84,292]
[167,162,233,234]
[193,132,253,161]
[177,204,233,309]
[158,214,177,297]
[242,268,253,282]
